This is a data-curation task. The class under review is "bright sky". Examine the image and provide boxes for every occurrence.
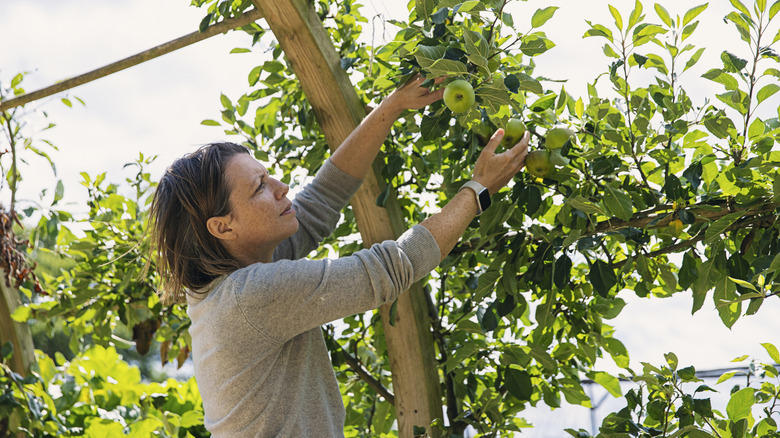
[2,0,778,434]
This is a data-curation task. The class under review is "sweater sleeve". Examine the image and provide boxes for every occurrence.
[273,159,362,261]
[228,225,440,344]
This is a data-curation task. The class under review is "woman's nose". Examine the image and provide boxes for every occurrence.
[274,178,289,199]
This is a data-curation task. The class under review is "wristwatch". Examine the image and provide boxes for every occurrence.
[459,180,491,215]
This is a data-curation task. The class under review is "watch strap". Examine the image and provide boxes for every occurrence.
[459,180,491,215]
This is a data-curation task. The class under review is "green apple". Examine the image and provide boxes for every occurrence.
[443,79,475,113]
[545,127,575,149]
[501,118,527,148]
[525,150,552,178]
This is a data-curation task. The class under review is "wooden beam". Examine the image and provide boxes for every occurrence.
[0,8,264,113]
[0,272,35,376]
[252,1,443,436]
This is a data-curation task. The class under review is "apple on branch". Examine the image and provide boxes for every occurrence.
[501,117,527,149]
[443,79,475,113]
[545,126,575,150]
[525,150,552,179]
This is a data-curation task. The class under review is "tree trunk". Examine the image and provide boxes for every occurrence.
[252,1,443,436]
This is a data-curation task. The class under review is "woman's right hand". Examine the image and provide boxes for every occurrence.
[472,129,530,194]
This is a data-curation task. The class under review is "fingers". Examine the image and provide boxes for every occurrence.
[484,129,504,155]
[508,131,530,158]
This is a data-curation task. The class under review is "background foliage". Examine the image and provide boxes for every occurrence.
[1,0,779,436]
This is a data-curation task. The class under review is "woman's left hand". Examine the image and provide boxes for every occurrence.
[383,74,445,114]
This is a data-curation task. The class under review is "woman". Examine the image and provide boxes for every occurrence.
[148,75,529,437]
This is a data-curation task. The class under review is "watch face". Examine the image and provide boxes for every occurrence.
[478,189,491,212]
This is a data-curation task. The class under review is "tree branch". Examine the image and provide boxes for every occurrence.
[450,200,780,256]
[0,8,264,112]
[611,213,778,269]
[339,344,395,405]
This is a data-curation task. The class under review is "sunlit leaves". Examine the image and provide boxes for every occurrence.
[531,7,558,29]
[726,387,755,421]
[584,21,614,42]
[588,371,623,397]
[654,4,673,27]
[683,4,708,27]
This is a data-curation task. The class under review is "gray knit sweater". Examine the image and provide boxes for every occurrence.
[187,159,441,437]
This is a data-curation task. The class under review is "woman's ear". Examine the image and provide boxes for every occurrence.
[206,215,236,240]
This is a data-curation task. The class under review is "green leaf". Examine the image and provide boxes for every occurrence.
[519,35,556,56]
[590,260,618,297]
[693,258,721,313]
[770,0,780,19]
[464,30,488,58]
[654,3,673,27]
[633,23,667,46]
[229,47,251,54]
[10,72,23,88]
[728,276,758,293]
[53,180,64,205]
[761,342,780,364]
[703,68,739,90]
[726,11,753,42]
[681,21,700,41]
[457,0,482,13]
[718,370,740,384]
[683,47,706,73]
[426,58,468,77]
[512,72,544,94]
[606,337,630,368]
[608,4,624,31]
[757,83,780,103]
[1,342,13,360]
[603,183,633,221]
[678,365,699,382]
[414,45,446,69]
[584,21,614,42]
[721,51,748,72]
[683,4,708,26]
[476,85,510,115]
[531,6,559,28]
[566,196,605,215]
[748,117,765,138]
[603,43,620,58]
[554,255,573,289]
[704,211,745,245]
[201,119,221,126]
[590,371,623,397]
[714,275,740,328]
[628,0,644,30]
[505,367,533,401]
[726,387,755,421]
[415,0,435,19]
[199,12,213,33]
[729,0,752,17]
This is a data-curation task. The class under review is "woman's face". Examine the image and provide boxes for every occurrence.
[218,153,298,264]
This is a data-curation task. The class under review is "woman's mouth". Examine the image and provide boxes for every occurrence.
[281,205,295,216]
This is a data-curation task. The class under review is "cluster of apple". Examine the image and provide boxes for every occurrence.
[442,79,575,179]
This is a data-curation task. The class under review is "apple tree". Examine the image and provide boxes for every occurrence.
[193,0,780,435]
[1,0,779,437]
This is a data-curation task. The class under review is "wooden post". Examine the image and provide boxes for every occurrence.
[0,274,35,377]
[253,1,443,435]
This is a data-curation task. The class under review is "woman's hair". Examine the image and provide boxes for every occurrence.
[147,142,250,305]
